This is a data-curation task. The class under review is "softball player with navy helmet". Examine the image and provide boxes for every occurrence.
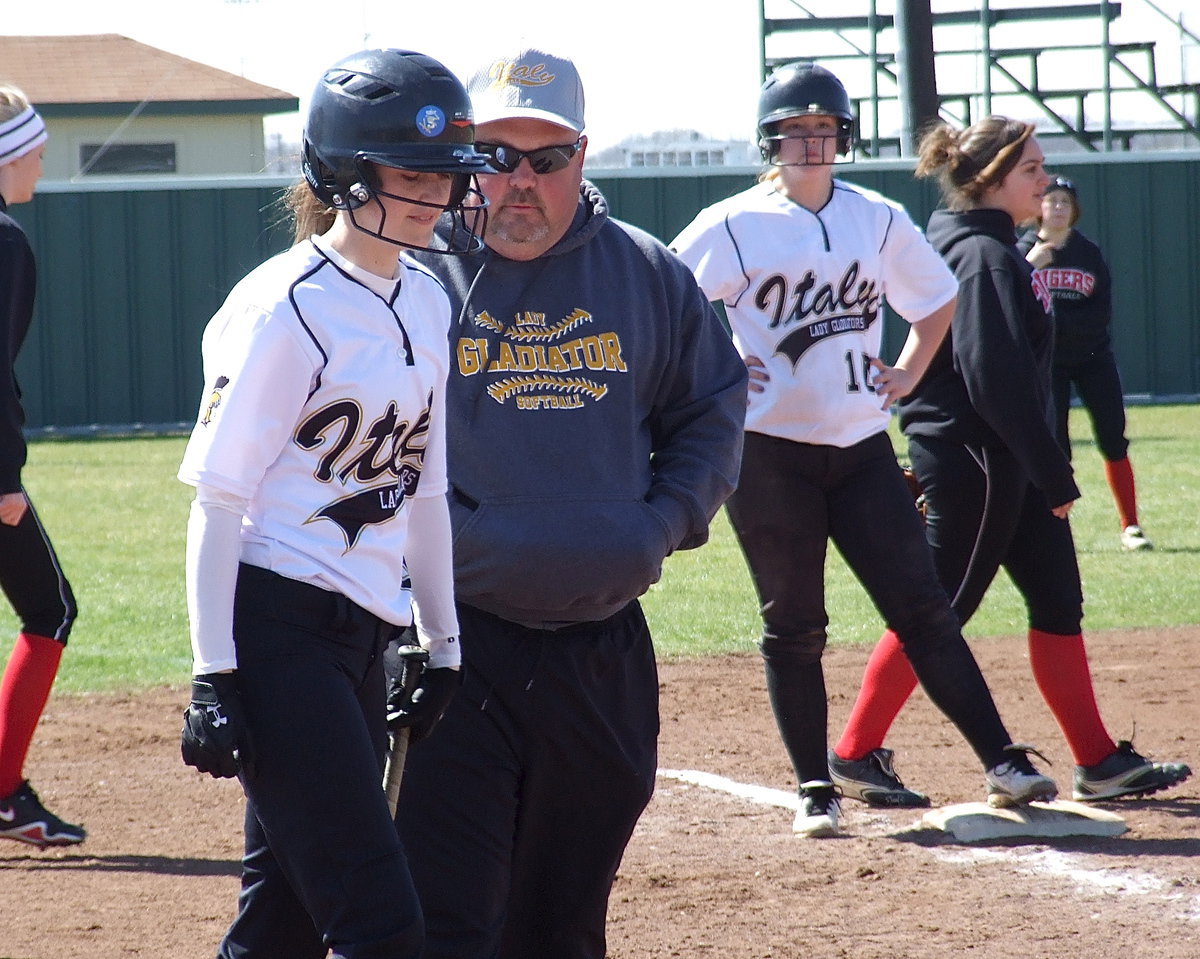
[671,62,1056,837]
[177,49,488,958]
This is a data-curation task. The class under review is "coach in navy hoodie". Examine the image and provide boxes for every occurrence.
[394,48,747,959]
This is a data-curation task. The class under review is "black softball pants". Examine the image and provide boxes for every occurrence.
[725,430,1012,784]
[217,564,420,959]
[395,600,659,959]
[0,490,76,643]
[907,435,1085,635]
[1052,350,1129,461]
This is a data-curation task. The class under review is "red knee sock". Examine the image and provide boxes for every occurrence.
[1103,456,1139,530]
[1027,629,1115,767]
[0,632,65,797]
[834,630,919,760]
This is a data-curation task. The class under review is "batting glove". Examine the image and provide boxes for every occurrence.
[386,666,462,745]
[181,672,254,779]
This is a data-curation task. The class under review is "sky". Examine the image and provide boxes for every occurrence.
[4,0,765,154]
[4,0,1196,155]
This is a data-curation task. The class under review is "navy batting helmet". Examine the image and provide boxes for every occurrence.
[302,49,490,252]
[757,62,856,163]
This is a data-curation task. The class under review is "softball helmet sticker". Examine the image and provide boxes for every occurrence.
[416,105,446,137]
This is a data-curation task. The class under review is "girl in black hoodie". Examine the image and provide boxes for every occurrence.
[831,117,1190,804]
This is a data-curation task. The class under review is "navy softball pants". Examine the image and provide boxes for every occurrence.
[724,429,1012,784]
[217,564,420,959]
[395,600,659,959]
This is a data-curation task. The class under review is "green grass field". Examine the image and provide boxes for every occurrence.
[3,405,1198,693]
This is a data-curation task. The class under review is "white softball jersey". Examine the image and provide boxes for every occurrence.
[179,235,452,630]
[671,179,958,448]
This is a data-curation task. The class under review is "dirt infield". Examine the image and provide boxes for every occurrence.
[2,627,1197,958]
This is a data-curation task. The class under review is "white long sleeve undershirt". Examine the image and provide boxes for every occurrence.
[405,492,460,670]
[185,483,247,674]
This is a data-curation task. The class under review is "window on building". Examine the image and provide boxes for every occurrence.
[80,143,177,175]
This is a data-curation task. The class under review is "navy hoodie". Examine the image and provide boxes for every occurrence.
[900,208,1079,508]
[415,181,747,628]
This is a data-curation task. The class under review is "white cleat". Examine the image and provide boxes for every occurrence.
[793,780,841,838]
[986,745,1058,808]
[1120,525,1153,551]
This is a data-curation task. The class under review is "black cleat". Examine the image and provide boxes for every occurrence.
[828,747,930,808]
[0,781,86,848]
[1074,741,1191,801]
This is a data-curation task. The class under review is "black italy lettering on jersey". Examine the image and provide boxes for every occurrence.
[755,275,789,328]
[761,261,882,368]
[337,402,400,485]
[296,393,434,549]
[790,261,878,326]
[295,400,362,482]
[392,402,431,475]
[757,262,881,332]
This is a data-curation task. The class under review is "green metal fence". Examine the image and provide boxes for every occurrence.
[20,178,291,431]
[15,153,1200,431]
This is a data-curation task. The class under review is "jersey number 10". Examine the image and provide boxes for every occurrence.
[844,350,876,394]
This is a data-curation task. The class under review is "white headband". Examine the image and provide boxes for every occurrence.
[0,107,48,165]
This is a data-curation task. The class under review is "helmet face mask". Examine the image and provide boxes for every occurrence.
[758,121,854,167]
[325,156,488,254]
[301,50,491,254]
[757,62,857,166]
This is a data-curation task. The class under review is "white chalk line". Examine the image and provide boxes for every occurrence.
[656,767,1200,921]
[658,767,800,811]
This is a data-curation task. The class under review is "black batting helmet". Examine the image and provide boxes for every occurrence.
[757,61,856,163]
[302,49,490,252]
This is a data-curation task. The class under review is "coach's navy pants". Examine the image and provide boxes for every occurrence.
[216,564,420,959]
[395,600,659,959]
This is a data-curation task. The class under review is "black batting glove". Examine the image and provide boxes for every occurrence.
[181,672,254,779]
[386,666,462,745]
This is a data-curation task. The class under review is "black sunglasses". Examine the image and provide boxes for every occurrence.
[476,138,583,175]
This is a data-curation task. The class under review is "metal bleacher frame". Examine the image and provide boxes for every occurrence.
[759,1,1200,155]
